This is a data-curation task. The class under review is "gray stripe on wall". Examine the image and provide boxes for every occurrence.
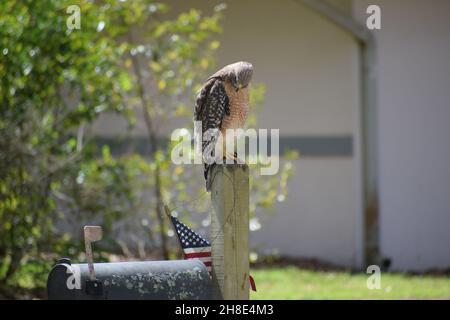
[95,135,353,157]
[279,136,353,156]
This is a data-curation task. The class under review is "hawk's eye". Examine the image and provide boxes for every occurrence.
[231,74,238,86]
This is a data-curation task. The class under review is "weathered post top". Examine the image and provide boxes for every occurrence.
[210,164,249,300]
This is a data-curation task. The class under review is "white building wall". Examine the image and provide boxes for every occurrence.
[354,0,450,271]
[252,158,358,267]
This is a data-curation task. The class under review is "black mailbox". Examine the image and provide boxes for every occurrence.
[47,258,212,300]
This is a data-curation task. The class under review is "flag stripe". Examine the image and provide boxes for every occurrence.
[184,247,211,254]
[185,253,211,259]
[184,251,211,258]
[185,254,211,261]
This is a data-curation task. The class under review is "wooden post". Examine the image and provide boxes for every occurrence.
[210,164,249,300]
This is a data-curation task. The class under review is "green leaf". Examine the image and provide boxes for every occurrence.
[119,72,132,91]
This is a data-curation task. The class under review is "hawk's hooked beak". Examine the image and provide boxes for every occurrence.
[235,83,242,92]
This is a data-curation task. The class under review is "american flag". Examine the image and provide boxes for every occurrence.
[168,212,256,291]
[169,215,212,273]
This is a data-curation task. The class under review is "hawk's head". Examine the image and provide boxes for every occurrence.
[229,61,253,92]
[210,61,253,92]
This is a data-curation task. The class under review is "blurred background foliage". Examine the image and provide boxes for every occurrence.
[0,0,296,297]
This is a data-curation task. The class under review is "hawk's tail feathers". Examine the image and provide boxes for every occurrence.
[205,163,216,192]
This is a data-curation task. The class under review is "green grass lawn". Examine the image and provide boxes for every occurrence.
[250,267,450,300]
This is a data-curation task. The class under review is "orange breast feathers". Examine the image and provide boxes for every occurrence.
[220,82,250,134]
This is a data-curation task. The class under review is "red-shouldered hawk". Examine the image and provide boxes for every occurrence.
[194,61,253,191]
